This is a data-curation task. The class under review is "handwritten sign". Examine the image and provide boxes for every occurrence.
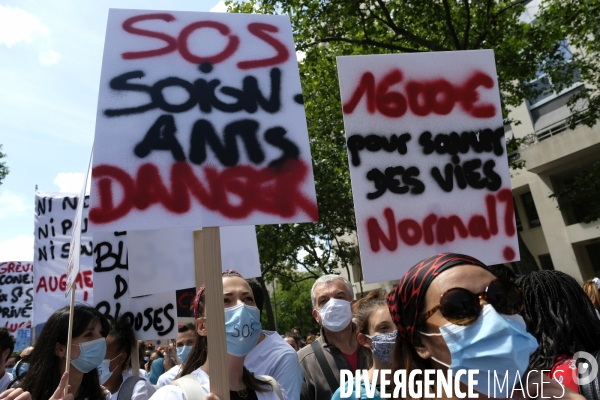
[93,231,177,339]
[337,50,518,283]
[0,262,33,334]
[89,9,318,232]
[127,226,261,297]
[33,192,94,326]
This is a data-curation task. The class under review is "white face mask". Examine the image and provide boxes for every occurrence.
[318,298,353,332]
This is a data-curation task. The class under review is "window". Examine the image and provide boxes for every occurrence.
[539,254,554,270]
[527,40,582,109]
[587,243,600,276]
[521,192,541,228]
[514,199,523,232]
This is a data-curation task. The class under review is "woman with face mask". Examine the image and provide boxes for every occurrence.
[1,304,110,400]
[387,253,584,400]
[331,290,396,400]
[100,317,156,400]
[150,270,284,400]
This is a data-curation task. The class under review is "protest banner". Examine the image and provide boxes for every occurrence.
[90,10,315,397]
[93,231,178,340]
[127,225,261,297]
[176,288,196,318]
[337,50,518,283]
[33,192,94,327]
[0,262,33,334]
[88,9,318,232]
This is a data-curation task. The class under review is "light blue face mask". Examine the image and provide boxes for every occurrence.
[177,345,192,364]
[13,361,28,376]
[224,303,262,357]
[420,305,538,397]
[5,368,12,375]
[70,337,107,373]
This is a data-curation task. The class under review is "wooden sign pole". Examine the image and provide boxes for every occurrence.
[131,342,140,377]
[193,227,229,400]
[64,282,76,396]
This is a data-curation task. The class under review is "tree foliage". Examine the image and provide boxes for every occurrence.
[225,0,594,326]
[0,145,8,185]
[535,0,600,129]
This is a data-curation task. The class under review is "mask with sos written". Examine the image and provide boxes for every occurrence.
[420,305,538,397]
[224,303,262,357]
[318,299,353,332]
[70,337,107,373]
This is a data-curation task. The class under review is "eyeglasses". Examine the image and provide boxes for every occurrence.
[418,278,523,326]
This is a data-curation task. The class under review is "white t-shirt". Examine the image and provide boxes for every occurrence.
[149,368,283,400]
[139,369,149,380]
[157,366,181,387]
[0,371,13,392]
[111,371,156,400]
[245,331,303,400]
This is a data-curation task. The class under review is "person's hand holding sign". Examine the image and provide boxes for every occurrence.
[0,372,73,400]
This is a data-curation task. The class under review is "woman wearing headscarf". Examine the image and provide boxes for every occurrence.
[386,252,583,399]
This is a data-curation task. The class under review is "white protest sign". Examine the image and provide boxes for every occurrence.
[337,50,518,284]
[33,192,94,326]
[93,231,178,339]
[127,226,261,297]
[89,9,318,232]
[65,156,93,296]
[0,262,33,334]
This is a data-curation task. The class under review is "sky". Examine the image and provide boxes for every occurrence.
[0,0,227,261]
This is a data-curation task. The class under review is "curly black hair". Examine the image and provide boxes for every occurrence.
[516,270,600,370]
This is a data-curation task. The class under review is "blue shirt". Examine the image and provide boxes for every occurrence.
[148,357,165,385]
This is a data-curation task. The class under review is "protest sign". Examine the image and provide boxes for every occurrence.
[176,288,196,318]
[89,9,318,232]
[65,155,93,296]
[0,262,33,334]
[127,225,261,297]
[337,50,518,283]
[93,231,177,339]
[33,192,94,326]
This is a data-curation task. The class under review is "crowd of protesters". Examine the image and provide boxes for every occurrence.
[1,253,600,400]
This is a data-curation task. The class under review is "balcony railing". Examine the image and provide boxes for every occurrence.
[536,111,589,142]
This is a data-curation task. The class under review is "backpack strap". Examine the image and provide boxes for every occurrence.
[259,375,283,400]
[170,375,207,400]
[310,340,339,394]
[117,376,144,400]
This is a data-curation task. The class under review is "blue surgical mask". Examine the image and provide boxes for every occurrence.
[97,353,123,385]
[366,330,397,365]
[70,337,107,373]
[177,345,192,364]
[5,368,12,375]
[224,303,262,357]
[420,305,538,397]
[14,361,28,376]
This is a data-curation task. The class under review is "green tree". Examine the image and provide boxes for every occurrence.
[261,276,320,335]
[228,0,575,316]
[534,0,600,129]
[0,145,8,185]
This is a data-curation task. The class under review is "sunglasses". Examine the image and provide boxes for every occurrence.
[418,278,523,326]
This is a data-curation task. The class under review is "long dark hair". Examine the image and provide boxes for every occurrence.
[108,316,136,371]
[16,304,110,400]
[517,270,600,370]
[180,273,271,393]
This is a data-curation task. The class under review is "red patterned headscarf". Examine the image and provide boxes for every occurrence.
[193,270,243,319]
[387,253,490,344]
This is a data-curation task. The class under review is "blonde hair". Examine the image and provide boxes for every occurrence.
[583,280,600,310]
